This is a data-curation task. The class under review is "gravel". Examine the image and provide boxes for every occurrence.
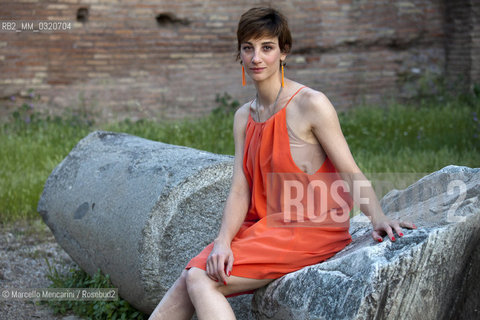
[0,218,84,319]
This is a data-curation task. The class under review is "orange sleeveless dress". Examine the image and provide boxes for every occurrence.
[185,86,353,297]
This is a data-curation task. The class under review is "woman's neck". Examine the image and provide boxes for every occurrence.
[254,72,285,108]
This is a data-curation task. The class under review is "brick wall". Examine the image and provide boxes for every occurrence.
[0,0,476,123]
[444,0,480,94]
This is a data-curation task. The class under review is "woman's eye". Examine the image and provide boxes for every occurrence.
[242,45,273,51]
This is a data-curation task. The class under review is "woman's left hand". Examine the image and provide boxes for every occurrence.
[371,215,417,242]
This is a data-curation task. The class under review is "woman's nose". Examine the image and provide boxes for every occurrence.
[252,51,262,63]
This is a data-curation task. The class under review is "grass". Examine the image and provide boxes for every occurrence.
[1,89,479,224]
[339,98,480,172]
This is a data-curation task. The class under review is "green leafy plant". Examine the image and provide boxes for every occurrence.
[42,257,147,319]
[212,92,240,115]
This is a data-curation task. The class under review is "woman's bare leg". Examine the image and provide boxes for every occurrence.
[185,267,275,320]
[148,269,195,320]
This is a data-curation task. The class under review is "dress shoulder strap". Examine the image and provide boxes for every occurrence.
[282,85,308,110]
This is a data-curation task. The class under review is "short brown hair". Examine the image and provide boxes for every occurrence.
[235,7,292,62]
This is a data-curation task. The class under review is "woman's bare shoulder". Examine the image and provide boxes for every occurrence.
[298,86,328,104]
[232,100,253,136]
[235,100,252,117]
[234,101,252,123]
[298,87,338,120]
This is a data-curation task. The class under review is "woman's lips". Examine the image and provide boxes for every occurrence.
[251,67,265,73]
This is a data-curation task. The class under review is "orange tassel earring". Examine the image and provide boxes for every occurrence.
[281,61,285,88]
[242,64,246,86]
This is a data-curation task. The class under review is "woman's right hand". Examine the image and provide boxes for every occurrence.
[206,238,234,285]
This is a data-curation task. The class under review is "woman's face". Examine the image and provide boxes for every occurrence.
[240,35,287,84]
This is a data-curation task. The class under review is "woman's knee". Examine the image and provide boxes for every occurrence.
[176,269,189,289]
[162,270,189,297]
[185,267,216,294]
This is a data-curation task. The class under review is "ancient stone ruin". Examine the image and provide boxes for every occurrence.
[38,131,479,319]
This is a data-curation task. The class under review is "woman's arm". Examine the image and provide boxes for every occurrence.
[206,104,251,283]
[214,105,251,244]
[304,90,416,241]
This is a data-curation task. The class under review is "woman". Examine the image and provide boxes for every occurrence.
[149,7,416,320]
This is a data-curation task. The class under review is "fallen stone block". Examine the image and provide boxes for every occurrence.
[37,130,253,318]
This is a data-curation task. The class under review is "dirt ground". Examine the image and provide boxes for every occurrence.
[0,218,83,319]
